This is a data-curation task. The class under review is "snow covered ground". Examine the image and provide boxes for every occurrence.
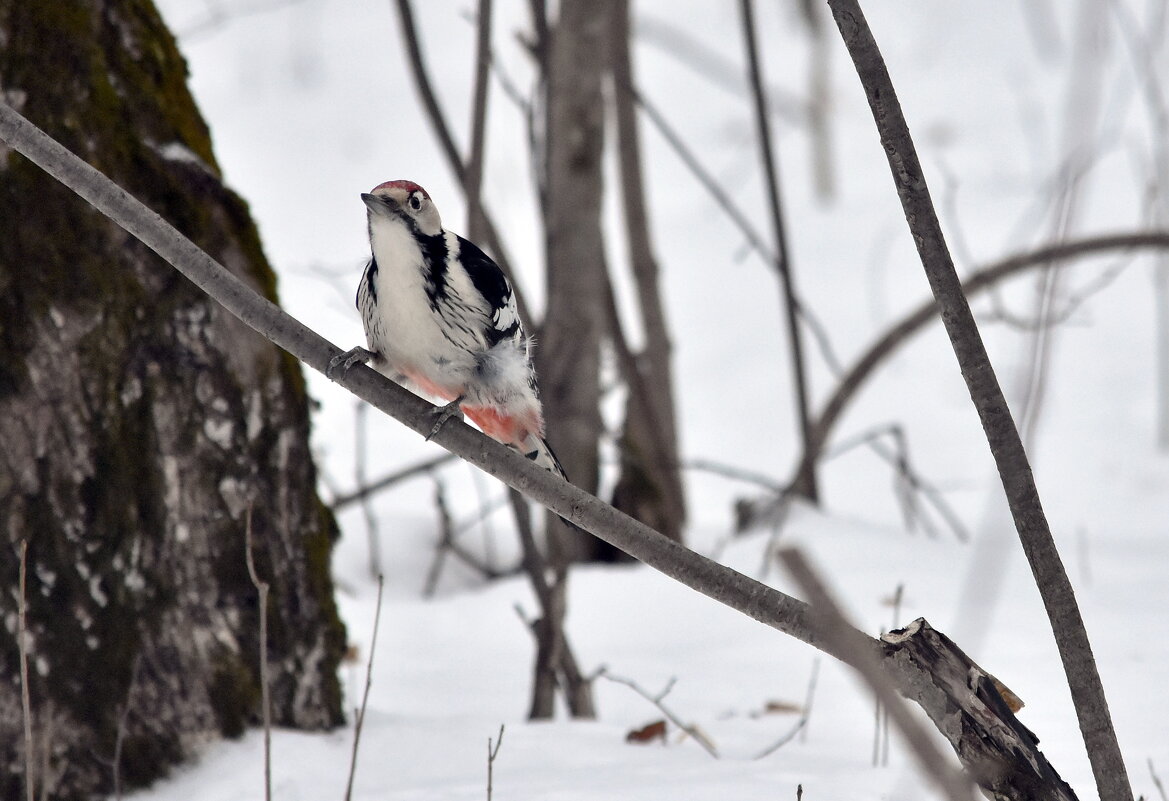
[141,1,1169,798]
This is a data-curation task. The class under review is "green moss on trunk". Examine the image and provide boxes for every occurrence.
[0,2,345,799]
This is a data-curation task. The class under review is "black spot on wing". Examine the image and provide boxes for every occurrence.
[456,235,518,345]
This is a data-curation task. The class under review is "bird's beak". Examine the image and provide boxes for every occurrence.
[361,192,393,215]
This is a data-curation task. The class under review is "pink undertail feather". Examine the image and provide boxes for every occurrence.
[403,372,462,406]
[399,371,566,478]
[463,403,579,532]
[462,405,567,480]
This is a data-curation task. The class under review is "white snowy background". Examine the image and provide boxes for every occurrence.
[137,1,1169,798]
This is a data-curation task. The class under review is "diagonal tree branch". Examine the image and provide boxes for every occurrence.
[0,99,1079,801]
[826,3,1132,799]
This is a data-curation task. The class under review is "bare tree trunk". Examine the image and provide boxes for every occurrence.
[0,3,344,799]
[538,0,612,563]
[464,0,493,243]
[607,0,687,546]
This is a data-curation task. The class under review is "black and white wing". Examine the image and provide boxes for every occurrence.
[455,234,523,346]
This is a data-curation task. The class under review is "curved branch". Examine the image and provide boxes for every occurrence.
[800,232,1169,482]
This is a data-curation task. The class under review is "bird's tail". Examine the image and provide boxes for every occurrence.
[516,430,568,481]
[461,404,580,530]
[461,405,568,480]
[516,432,585,533]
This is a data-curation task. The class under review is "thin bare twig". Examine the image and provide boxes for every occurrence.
[423,476,455,596]
[354,402,382,579]
[1150,758,1168,801]
[635,88,774,262]
[596,668,718,758]
[738,420,971,545]
[799,231,1169,488]
[486,724,504,801]
[983,254,1131,332]
[633,85,848,381]
[739,0,817,501]
[19,540,35,801]
[243,508,271,801]
[636,15,804,121]
[683,458,783,492]
[331,452,456,511]
[344,574,386,801]
[778,548,974,801]
[442,501,519,581]
[824,423,968,542]
[753,657,820,760]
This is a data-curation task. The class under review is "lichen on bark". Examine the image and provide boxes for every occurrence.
[0,2,345,799]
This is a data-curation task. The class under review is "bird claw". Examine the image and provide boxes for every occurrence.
[327,347,376,380]
[425,397,465,441]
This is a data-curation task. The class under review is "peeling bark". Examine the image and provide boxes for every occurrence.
[882,620,1077,801]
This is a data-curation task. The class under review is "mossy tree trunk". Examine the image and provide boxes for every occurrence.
[0,2,346,799]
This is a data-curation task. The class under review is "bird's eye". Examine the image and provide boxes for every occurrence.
[409,194,422,211]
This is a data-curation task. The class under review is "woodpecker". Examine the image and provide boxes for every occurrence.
[329,179,567,481]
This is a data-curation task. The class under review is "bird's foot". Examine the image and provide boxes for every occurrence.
[426,396,465,441]
[327,346,376,380]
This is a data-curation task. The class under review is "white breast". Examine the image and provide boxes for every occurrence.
[366,224,477,393]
